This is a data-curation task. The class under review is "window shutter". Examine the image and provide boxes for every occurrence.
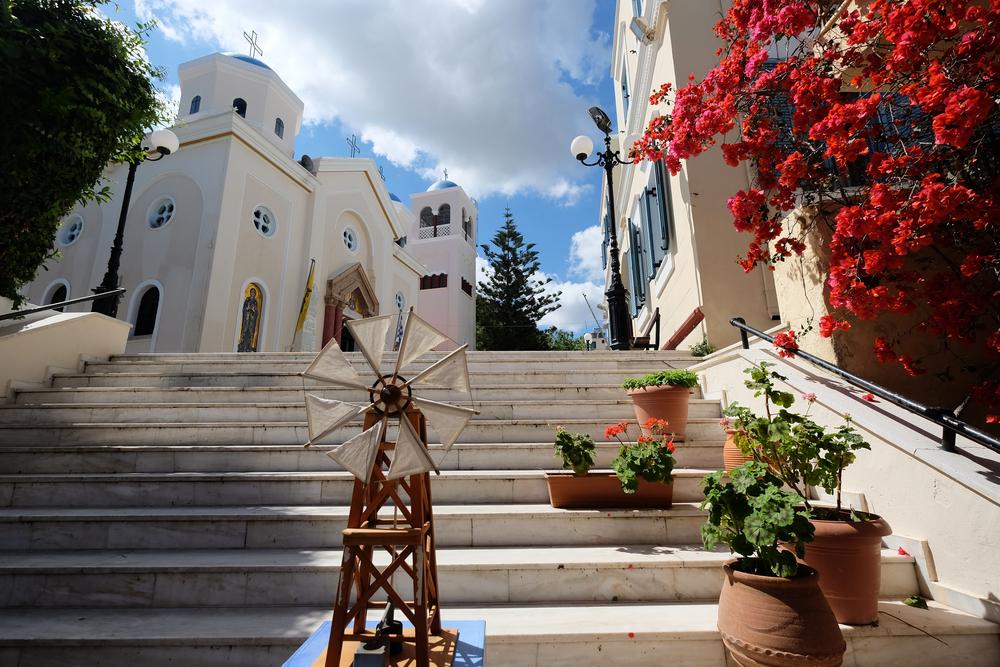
[630,222,646,306]
[654,162,672,254]
[623,249,637,317]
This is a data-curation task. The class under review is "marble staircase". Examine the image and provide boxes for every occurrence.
[0,351,996,666]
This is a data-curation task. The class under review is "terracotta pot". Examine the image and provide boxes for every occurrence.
[802,512,892,625]
[723,430,753,472]
[626,385,691,440]
[718,559,846,667]
[544,471,673,509]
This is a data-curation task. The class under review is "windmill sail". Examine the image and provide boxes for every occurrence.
[394,311,449,375]
[301,337,367,389]
[387,416,439,479]
[345,314,394,375]
[326,421,383,483]
[304,395,367,444]
[412,396,475,451]
[409,346,470,394]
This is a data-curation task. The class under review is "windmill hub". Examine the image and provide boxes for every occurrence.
[371,374,411,414]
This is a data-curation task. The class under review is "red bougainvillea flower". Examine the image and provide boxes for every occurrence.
[897,546,910,557]
[772,330,799,358]
[605,422,629,439]
[861,393,876,402]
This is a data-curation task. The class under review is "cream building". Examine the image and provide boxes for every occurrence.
[601,0,779,351]
[24,52,476,354]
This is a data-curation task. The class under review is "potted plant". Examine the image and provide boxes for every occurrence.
[725,362,891,625]
[702,462,845,666]
[719,416,752,473]
[545,422,675,509]
[622,369,699,440]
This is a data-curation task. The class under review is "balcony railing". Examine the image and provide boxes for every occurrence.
[417,224,474,244]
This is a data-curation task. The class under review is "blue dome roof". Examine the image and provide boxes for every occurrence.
[426,179,459,192]
[389,192,402,203]
[223,52,272,70]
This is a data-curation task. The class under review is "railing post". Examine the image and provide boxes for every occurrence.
[941,426,957,453]
[733,317,750,349]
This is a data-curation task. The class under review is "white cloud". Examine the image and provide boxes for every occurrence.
[568,224,604,282]
[136,0,608,202]
[475,255,492,285]
[536,271,605,334]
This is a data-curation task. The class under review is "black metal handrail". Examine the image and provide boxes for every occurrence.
[731,317,1000,455]
[0,289,126,323]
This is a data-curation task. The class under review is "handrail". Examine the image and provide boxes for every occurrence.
[730,317,1000,455]
[0,289,126,323]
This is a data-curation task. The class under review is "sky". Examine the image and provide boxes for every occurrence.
[112,0,619,335]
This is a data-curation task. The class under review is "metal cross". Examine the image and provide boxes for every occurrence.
[443,168,448,180]
[346,134,361,158]
[378,165,385,181]
[243,30,263,59]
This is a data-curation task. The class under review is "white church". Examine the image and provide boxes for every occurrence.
[23,51,478,354]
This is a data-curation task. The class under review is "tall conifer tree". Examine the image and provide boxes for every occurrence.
[477,208,560,350]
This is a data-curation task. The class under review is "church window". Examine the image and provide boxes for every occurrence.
[252,206,276,238]
[233,98,247,118]
[189,95,201,114]
[395,292,405,311]
[343,227,358,253]
[438,204,451,227]
[274,117,284,138]
[237,282,264,352]
[419,207,434,228]
[147,196,175,229]
[59,215,83,246]
[47,284,67,311]
[133,286,160,337]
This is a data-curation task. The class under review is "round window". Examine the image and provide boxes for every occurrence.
[148,196,175,229]
[59,215,84,246]
[343,227,358,252]
[253,206,276,238]
[395,292,405,311]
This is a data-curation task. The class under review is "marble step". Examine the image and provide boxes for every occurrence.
[0,600,996,667]
[0,503,705,550]
[0,469,711,507]
[50,368,687,388]
[0,399,720,425]
[0,546,917,608]
[109,350,698,363]
[0,441,725,474]
[0,417,726,447]
[13,383,659,405]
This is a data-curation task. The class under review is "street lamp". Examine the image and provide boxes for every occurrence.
[92,128,179,317]
[571,106,638,351]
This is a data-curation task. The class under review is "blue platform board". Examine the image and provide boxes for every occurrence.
[282,620,486,667]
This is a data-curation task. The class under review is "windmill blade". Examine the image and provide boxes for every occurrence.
[304,394,369,445]
[301,337,368,390]
[326,421,382,483]
[394,310,449,376]
[387,415,440,479]
[345,314,395,377]
[407,345,470,394]
[412,396,476,451]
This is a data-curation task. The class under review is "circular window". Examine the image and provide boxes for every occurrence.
[253,206,276,238]
[147,196,175,229]
[59,215,84,246]
[395,292,405,311]
[343,227,358,253]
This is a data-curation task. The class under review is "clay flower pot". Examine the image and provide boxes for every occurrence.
[544,471,673,509]
[718,560,846,666]
[802,512,892,625]
[626,385,691,440]
[723,429,753,472]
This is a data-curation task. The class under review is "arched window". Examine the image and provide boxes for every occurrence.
[189,95,201,114]
[232,98,247,118]
[48,284,67,312]
[419,207,434,228]
[438,204,451,227]
[133,286,160,337]
[274,118,284,138]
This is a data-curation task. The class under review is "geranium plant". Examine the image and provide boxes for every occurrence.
[634,0,1000,420]
[553,427,596,476]
[607,418,677,493]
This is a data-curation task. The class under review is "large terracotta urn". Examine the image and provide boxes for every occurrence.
[626,385,691,440]
[718,560,846,666]
[723,430,753,472]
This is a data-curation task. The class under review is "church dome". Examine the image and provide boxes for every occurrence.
[426,179,459,192]
[222,52,272,71]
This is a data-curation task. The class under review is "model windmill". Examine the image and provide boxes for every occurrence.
[301,309,475,666]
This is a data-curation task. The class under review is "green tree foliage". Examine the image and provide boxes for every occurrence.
[0,0,167,307]
[476,208,560,350]
[544,327,584,351]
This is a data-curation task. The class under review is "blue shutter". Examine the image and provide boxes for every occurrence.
[624,249,637,317]
[630,222,646,307]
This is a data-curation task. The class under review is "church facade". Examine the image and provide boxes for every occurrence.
[24,52,477,354]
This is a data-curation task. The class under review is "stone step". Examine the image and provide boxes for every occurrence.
[0,503,705,550]
[0,399,720,425]
[0,417,726,447]
[109,350,697,363]
[13,384,651,405]
[0,601,995,667]
[0,469,712,508]
[50,368,689,388]
[0,547,917,608]
[0,442,725,474]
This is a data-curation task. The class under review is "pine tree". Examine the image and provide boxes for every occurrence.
[477,208,560,350]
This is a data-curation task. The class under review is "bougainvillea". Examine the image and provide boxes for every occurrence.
[635,0,999,417]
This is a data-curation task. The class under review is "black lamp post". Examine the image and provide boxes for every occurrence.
[571,106,636,351]
[92,129,179,318]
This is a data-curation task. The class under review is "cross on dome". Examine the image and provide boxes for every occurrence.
[242,30,263,59]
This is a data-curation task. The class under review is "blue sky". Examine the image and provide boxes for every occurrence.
[114,0,619,334]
